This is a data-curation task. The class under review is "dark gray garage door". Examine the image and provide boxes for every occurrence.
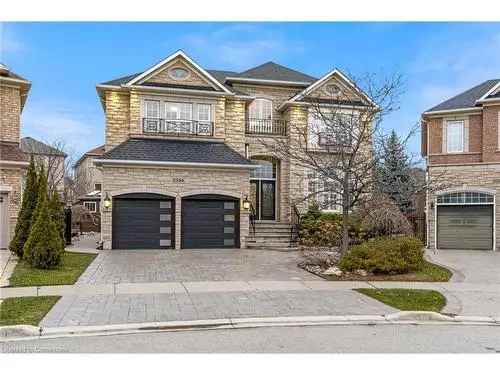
[182,195,239,249]
[437,205,493,250]
[112,193,174,249]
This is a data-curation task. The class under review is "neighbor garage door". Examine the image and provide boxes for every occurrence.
[112,193,174,249]
[182,195,239,249]
[437,205,493,250]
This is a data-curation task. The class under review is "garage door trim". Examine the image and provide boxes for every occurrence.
[435,190,495,251]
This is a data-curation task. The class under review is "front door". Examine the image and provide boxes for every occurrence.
[250,179,276,220]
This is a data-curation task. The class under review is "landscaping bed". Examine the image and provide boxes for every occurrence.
[0,296,61,326]
[356,288,447,312]
[7,251,96,287]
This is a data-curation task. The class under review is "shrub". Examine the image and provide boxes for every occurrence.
[23,167,64,269]
[9,157,38,258]
[48,190,65,243]
[299,205,366,247]
[339,236,424,274]
[357,195,413,238]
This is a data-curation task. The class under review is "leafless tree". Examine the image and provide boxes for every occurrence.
[259,72,414,254]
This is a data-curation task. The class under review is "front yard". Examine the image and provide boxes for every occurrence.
[0,296,61,326]
[7,251,96,287]
[356,288,447,312]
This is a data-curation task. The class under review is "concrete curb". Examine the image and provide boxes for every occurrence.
[1,312,499,342]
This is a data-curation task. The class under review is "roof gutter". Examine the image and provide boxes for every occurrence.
[423,107,482,116]
[93,159,259,170]
[127,85,234,97]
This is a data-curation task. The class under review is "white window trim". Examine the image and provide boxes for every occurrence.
[444,118,467,154]
[84,201,97,213]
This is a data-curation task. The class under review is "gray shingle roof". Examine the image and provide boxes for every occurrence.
[426,79,500,112]
[236,62,317,83]
[99,138,252,166]
[20,137,66,157]
[100,62,316,90]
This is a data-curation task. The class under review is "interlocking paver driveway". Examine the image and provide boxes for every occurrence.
[77,249,319,284]
[41,290,396,328]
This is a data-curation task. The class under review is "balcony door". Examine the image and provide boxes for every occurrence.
[248,98,272,133]
[249,158,277,221]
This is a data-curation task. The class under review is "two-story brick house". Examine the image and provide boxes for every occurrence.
[95,50,373,250]
[422,79,500,251]
[0,63,31,249]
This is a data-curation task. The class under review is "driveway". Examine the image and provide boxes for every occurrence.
[426,249,500,316]
[76,249,319,284]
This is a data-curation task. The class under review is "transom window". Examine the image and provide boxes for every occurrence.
[84,201,97,212]
[437,191,494,205]
[250,159,276,179]
[446,120,464,153]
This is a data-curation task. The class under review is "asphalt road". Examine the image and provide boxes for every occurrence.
[2,324,500,353]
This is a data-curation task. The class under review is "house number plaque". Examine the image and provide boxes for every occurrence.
[173,178,185,183]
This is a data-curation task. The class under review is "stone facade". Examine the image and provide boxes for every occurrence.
[143,58,214,89]
[428,165,500,250]
[100,165,250,250]
[0,167,25,242]
[0,85,21,143]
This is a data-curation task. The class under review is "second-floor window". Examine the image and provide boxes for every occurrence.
[309,111,356,149]
[446,120,464,153]
[142,99,213,136]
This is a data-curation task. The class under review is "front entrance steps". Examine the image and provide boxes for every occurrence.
[246,221,299,251]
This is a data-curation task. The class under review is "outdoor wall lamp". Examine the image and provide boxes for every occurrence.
[242,195,251,211]
[103,192,112,209]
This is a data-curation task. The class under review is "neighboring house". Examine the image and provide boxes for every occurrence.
[73,144,105,212]
[422,79,500,251]
[0,64,31,249]
[20,136,67,194]
[95,50,373,250]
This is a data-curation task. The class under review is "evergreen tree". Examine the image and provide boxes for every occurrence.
[376,130,415,213]
[23,166,64,269]
[48,190,66,245]
[9,156,39,258]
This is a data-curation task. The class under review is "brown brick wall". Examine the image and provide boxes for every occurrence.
[482,105,500,162]
[0,85,21,143]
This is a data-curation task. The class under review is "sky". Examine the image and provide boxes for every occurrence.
[2,22,500,160]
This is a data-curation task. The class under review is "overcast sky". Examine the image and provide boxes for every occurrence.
[2,22,500,159]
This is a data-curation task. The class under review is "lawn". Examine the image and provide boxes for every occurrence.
[7,251,96,287]
[356,288,447,312]
[323,260,452,282]
[0,296,61,326]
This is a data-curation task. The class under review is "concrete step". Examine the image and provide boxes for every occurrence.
[246,244,299,251]
[247,233,292,239]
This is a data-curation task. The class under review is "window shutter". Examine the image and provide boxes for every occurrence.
[464,117,469,152]
[442,120,447,154]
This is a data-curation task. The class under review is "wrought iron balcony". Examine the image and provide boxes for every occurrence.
[142,118,214,137]
[245,118,287,136]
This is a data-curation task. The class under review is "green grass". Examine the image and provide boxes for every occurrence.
[7,251,96,287]
[323,260,452,282]
[0,296,61,326]
[356,288,447,312]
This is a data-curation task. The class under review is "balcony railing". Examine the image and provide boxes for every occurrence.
[245,118,287,136]
[142,118,214,137]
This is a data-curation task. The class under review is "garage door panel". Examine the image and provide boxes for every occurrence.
[113,197,174,249]
[182,197,239,249]
[437,205,493,250]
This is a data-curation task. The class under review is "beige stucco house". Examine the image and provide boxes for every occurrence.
[422,79,500,251]
[95,50,373,250]
[0,64,31,249]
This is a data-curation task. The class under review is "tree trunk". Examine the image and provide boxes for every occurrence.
[341,176,350,255]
